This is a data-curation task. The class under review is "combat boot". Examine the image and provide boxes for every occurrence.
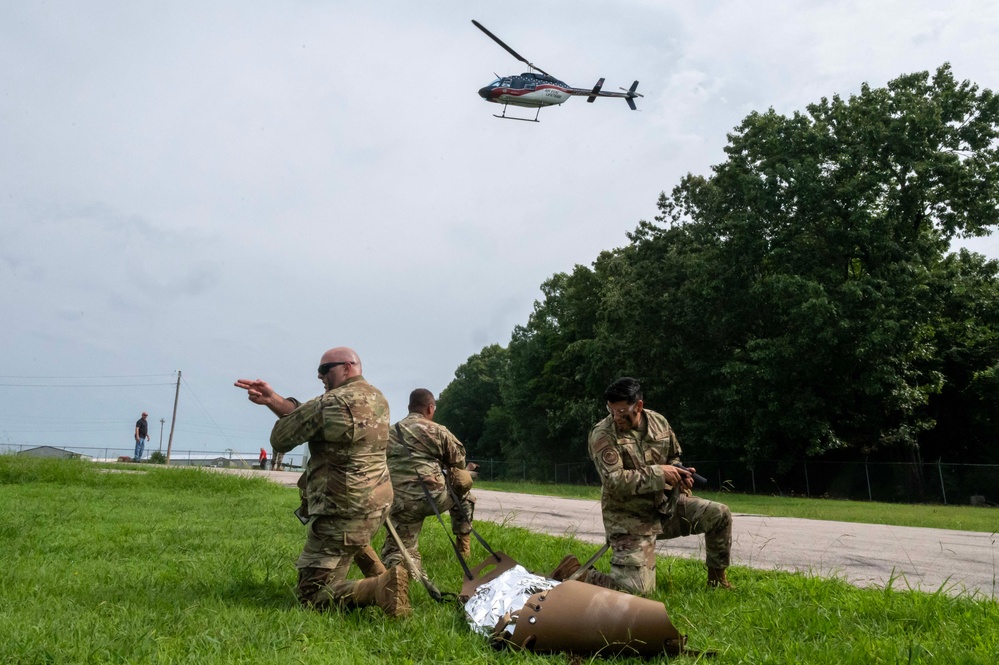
[351,565,411,617]
[549,554,581,581]
[579,570,622,590]
[455,534,471,559]
[353,544,387,578]
[707,567,734,590]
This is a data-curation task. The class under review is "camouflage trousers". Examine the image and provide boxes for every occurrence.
[380,490,475,571]
[295,509,387,610]
[607,494,732,595]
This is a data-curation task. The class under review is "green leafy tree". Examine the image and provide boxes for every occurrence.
[650,64,999,463]
[442,65,999,482]
[920,249,999,463]
[436,345,509,458]
[498,265,623,474]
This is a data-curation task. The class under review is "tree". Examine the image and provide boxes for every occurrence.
[651,64,999,462]
[436,345,508,458]
[919,249,999,463]
[442,65,999,482]
[500,265,608,471]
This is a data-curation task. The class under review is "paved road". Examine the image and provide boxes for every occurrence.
[232,469,997,598]
[473,489,997,598]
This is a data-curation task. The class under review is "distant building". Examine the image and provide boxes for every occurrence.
[17,446,92,460]
[168,455,240,468]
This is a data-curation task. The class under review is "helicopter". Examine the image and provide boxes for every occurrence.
[473,19,642,122]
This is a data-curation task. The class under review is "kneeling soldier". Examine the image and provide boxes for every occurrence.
[381,389,476,574]
[554,377,733,594]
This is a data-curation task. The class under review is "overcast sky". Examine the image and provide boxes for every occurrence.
[2,1,997,459]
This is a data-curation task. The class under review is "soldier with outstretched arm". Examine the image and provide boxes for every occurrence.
[234,346,410,617]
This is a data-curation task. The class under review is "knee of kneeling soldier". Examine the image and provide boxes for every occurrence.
[296,568,331,606]
[714,503,733,528]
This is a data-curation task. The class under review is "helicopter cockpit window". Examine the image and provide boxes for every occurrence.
[510,78,525,89]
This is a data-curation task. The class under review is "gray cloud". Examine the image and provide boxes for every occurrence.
[1,0,996,454]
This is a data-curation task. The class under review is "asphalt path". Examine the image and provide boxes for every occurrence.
[232,469,997,598]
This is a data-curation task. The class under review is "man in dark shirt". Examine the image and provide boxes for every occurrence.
[134,412,149,462]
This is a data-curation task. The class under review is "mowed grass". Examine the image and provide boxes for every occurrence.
[476,480,999,533]
[1,456,997,664]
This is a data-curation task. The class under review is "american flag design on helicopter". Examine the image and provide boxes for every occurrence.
[478,73,575,108]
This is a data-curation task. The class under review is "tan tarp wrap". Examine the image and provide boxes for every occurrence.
[461,552,687,658]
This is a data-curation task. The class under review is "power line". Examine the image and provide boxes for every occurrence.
[0,382,176,387]
[0,374,175,379]
[180,377,240,450]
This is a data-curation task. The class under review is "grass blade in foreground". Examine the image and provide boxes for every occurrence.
[1,456,996,663]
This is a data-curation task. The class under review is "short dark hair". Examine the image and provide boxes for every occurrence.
[604,377,642,404]
[408,388,435,412]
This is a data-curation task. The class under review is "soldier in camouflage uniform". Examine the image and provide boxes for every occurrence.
[235,347,410,617]
[552,377,733,594]
[381,388,476,573]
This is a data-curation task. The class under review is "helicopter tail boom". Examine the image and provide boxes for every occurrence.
[572,79,642,110]
[586,78,605,103]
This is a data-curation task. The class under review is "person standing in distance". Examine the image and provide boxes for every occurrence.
[553,377,733,593]
[234,347,409,617]
[134,412,149,462]
[380,388,476,574]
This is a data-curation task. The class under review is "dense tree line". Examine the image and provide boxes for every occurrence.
[437,65,999,487]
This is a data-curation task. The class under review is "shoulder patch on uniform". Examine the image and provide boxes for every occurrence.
[590,432,612,452]
[601,448,620,466]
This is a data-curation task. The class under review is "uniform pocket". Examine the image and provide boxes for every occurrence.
[619,443,644,469]
[341,468,392,514]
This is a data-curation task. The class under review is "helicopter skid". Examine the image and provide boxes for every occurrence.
[494,112,539,122]
[495,104,542,122]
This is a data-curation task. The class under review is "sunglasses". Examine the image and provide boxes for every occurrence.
[606,402,638,417]
[318,361,350,375]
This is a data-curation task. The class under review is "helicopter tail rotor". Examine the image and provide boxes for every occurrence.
[621,80,643,110]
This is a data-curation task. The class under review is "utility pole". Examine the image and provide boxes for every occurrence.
[165,370,181,464]
[158,418,165,453]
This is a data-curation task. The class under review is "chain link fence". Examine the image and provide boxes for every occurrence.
[5,443,995,505]
[469,457,999,506]
[0,444,304,471]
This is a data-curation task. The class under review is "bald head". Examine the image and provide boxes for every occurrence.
[318,347,362,390]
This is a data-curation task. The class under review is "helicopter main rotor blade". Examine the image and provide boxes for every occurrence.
[472,19,551,77]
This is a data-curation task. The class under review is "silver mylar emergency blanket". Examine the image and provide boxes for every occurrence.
[463,564,559,637]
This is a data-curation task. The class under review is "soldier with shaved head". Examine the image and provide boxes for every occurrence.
[235,347,409,617]
[380,388,476,575]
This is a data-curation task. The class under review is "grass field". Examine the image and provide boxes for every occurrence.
[2,456,997,664]
[476,480,999,533]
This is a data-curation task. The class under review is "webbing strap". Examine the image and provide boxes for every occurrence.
[445,480,500,562]
[395,423,496,581]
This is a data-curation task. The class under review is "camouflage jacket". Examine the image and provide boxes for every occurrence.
[270,375,392,519]
[387,412,467,502]
[588,409,683,536]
